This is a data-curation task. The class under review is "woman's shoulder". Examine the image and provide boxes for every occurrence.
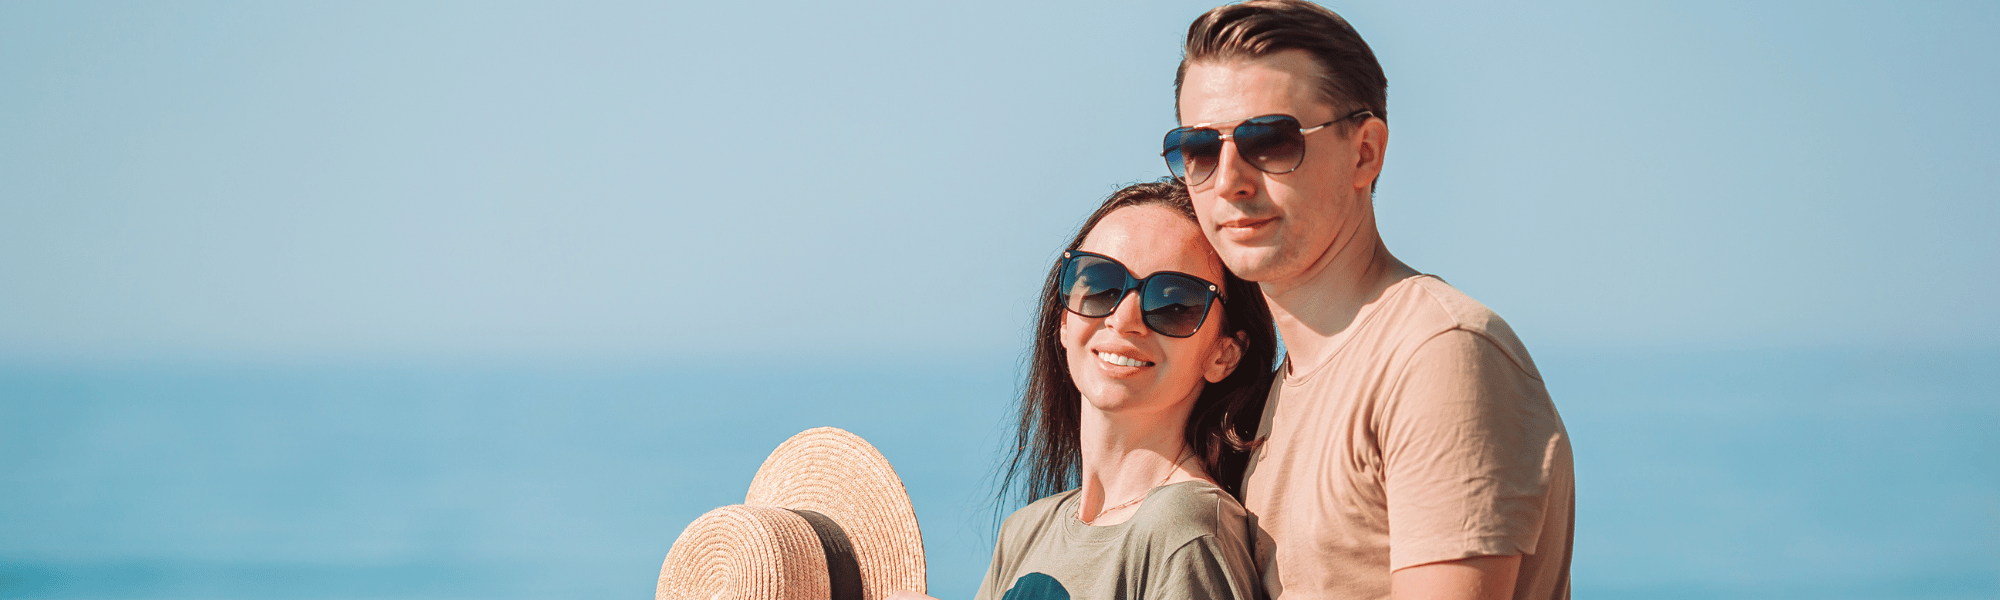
[996,488,1081,542]
[1133,481,1261,600]
[1128,480,1252,546]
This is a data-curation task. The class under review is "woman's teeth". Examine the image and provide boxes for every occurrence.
[1098,352,1154,367]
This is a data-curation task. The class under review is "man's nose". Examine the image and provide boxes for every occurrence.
[1208,139,1259,200]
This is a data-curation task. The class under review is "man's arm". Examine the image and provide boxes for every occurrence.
[1379,327,1560,599]
[1391,555,1520,600]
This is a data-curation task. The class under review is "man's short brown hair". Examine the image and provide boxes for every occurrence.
[1175,0,1388,129]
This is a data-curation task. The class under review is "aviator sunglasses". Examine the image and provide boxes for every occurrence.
[1161,110,1375,186]
[1057,250,1224,338]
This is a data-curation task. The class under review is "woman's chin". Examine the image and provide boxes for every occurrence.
[1081,386,1178,415]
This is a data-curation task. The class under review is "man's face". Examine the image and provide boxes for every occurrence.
[1177,50,1376,285]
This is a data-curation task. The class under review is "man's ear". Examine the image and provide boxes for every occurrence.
[1350,118,1388,192]
[1205,330,1247,383]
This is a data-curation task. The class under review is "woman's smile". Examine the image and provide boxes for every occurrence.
[1097,351,1154,368]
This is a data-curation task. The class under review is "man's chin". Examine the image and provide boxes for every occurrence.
[1216,247,1291,283]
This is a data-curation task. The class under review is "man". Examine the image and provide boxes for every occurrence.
[1166,2,1574,599]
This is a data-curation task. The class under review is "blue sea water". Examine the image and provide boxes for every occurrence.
[1,346,1995,599]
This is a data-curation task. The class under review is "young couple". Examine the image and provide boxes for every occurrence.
[912,2,1575,599]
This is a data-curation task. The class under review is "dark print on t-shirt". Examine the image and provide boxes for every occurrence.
[1000,572,1068,600]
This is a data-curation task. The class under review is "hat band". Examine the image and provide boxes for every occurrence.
[787,509,863,600]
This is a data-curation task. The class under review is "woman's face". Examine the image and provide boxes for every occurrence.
[1061,204,1243,416]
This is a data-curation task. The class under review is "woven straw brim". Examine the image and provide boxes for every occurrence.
[744,427,926,599]
[656,505,828,600]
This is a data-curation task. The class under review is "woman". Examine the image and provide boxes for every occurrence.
[978,179,1277,599]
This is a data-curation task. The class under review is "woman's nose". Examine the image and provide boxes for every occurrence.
[1102,290,1149,335]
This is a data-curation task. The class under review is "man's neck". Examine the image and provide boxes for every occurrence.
[1262,225,1418,373]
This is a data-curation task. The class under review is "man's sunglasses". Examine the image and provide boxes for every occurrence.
[1057,250,1224,338]
[1161,110,1374,186]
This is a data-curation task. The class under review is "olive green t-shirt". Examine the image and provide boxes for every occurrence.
[974,480,1260,600]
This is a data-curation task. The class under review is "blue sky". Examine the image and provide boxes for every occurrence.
[2,0,1996,364]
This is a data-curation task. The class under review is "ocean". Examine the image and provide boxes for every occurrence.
[2,346,1994,599]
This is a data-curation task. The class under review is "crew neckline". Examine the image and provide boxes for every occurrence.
[1283,274,1436,386]
[1058,480,1218,539]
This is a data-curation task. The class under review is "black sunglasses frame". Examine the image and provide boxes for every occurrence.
[1161,110,1375,186]
[1057,250,1225,339]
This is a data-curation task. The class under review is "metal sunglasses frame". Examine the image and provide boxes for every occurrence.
[1161,109,1375,185]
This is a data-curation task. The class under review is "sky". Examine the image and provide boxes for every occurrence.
[3,0,1995,366]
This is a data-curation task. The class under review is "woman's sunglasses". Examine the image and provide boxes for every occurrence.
[1057,250,1224,338]
[1161,110,1374,186]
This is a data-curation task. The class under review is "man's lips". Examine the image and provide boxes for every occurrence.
[1216,216,1277,238]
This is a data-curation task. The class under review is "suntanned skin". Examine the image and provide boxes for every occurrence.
[1178,49,1520,600]
[1394,555,1522,600]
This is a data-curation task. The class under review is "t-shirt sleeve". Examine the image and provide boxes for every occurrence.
[1156,535,1262,600]
[973,536,1004,600]
[1380,328,1568,570]
[974,515,1022,600]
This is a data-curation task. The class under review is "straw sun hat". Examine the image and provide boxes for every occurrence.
[657,427,925,600]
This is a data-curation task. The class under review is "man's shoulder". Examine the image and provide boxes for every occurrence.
[1383,275,1542,382]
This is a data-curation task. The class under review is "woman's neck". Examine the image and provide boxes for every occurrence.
[1075,403,1206,526]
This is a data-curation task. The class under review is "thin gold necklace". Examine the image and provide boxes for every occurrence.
[1079,448,1189,525]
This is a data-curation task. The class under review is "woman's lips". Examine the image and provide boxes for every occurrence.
[1097,351,1154,368]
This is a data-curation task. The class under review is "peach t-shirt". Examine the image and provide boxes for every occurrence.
[1241,275,1573,600]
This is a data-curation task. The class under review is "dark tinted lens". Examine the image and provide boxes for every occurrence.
[1165,128,1223,185]
[1141,274,1214,338]
[1234,117,1307,174]
[1162,129,1190,179]
[1061,255,1129,318]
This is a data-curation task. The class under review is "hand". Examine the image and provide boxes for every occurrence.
[883,592,939,600]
